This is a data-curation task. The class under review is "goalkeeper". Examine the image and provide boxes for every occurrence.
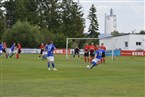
[73,46,80,58]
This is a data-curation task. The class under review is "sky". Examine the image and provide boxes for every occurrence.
[74,0,145,34]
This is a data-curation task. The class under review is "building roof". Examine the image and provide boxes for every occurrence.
[99,33,145,40]
[98,34,112,39]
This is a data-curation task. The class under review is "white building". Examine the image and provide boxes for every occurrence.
[100,34,145,50]
[105,8,117,35]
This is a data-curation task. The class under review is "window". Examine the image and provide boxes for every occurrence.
[125,42,128,47]
[136,42,141,46]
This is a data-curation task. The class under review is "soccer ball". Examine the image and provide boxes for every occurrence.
[86,65,90,69]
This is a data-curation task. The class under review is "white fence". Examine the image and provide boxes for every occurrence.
[21,48,40,54]
[5,48,40,54]
[7,48,84,54]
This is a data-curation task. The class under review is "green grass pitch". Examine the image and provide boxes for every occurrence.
[0,54,144,97]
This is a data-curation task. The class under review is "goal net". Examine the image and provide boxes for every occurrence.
[66,38,116,61]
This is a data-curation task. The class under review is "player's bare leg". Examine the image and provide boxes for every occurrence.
[103,58,105,64]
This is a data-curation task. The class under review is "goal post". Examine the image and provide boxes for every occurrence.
[66,38,100,59]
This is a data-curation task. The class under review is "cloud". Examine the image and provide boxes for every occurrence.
[97,5,109,15]
[81,1,144,33]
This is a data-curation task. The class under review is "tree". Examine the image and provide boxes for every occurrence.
[52,33,66,48]
[15,0,39,25]
[88,4,99,38]
[1,0,85,48]
[3,0,16,28]
[3,0,39,28]
[139,30,145,34]
[37,0,61,33]
[0,0,5,41]
[61,0,85,38]
[111,30,120,36]
[2,21,43,48]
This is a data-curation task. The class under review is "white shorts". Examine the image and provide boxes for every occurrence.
[42,51,47,56]
[0,50,2,54]
[9,50,14,54]
[47,56,54,61]
[92,58,100,64]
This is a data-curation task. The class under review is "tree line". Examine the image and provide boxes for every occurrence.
[0,0,99,48]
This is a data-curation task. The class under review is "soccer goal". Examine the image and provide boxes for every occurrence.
[66,38,115,61]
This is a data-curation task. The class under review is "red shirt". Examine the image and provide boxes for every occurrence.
[17,44,21,50]
[95,46,99,50]
[89,45,95,53]
[100,45,106,50]
[40,45,45,49]
[84,45,89,53]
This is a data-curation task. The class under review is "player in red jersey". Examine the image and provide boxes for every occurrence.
[100,43,106,64]
[95,44,99,50]
[83,43,90,64]
[89,42,96,63]
[16,43,22,59]
[38,43,45,58]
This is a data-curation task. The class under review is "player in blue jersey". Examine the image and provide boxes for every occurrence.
[8,43,16,58]
[45,40,57,71]
[0,42,3,56]
[89,46,105,69]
